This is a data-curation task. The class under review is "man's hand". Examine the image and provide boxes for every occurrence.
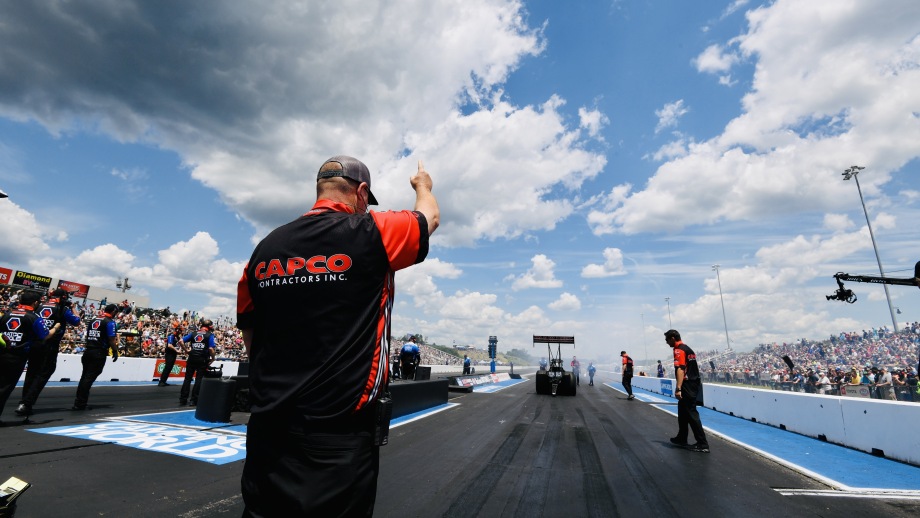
[410,160,433,192]
[410,160,440,235]
[112,355,119,362]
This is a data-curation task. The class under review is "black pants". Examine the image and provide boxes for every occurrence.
[74,349,107,408]
[20,342,61,407]
[0,348,29,418]
[622,374,633,396]
[675,380,708,447]
[180,359,208,402]
[159,353,177,384]
[241,410,379,517]
[400,358,416,380]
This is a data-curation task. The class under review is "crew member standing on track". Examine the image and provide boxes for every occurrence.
[72,303,119,411]
[571,356,581,385]
[657,359,665,378]
[178,319,216,406]
[400,336,421,380]
[666,329,709,453]
[236,156,439,517]
[158,323,182,386]
[621,350,635,400]
[0,291,51,422]
[463,354,472,375]
[17,288,81,416]
[587,362,597,386]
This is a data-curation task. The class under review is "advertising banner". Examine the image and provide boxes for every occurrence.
[12,270,52,291]
[839,384,871,398]
[0,267,12,285]
[57,280,90,299]
[154,358,187,378]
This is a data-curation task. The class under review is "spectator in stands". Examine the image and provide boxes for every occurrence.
[875,367,895,400]
[816,371,831,394]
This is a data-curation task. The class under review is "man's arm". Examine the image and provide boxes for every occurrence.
[241,328,253,357]
[108,331,119,361]
[411,160,440,236]
[675,366,686,398]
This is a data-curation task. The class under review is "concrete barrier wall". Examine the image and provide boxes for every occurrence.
[19,354,240,382]
[422,364,522,375]
[24,357,517,383]
[610,373,920,466]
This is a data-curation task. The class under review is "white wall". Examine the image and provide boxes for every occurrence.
[20,354,240,382]
[611,373,920,466]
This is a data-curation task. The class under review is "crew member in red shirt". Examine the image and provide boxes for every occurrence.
[237,156,439,517]
[666,329,709,453]
[620,350,634,400]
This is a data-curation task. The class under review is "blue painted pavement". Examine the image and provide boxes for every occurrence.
[605,383,920,491]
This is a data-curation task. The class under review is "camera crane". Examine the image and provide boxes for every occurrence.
[826,261,920,304]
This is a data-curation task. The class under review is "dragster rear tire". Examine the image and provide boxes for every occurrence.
[560,373,576,396]
[535,372,550,395]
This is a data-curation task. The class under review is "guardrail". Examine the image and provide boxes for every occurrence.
[609,372,920,467]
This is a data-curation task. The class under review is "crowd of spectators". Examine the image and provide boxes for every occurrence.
[0,287,247,362]
[698,321,920,401]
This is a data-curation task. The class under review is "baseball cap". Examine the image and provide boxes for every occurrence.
[316,156,379,205]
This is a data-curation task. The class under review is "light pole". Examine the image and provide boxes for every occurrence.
[665,297,672,328]
[115,277,132,293]
[641,313,648,368]
[712,265,731,351]
[842,166,898,332]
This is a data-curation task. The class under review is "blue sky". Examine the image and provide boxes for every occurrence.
[1,1,919,363]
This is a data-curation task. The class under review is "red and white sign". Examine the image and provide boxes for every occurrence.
[57,280,90,299]
[0,267,12,285]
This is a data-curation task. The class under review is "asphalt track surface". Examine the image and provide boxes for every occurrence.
[2,370,920,517]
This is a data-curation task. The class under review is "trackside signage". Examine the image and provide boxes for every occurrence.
[29,422,246,464]
[532,335,575,344]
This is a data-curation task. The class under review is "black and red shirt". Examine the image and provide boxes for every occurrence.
[672,341,700,381]
[622,354,634,376]
[237,200,428,420]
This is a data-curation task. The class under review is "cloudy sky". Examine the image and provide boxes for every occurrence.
[1,0,918,363]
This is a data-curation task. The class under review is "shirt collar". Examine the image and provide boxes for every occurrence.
[304,199,356,216]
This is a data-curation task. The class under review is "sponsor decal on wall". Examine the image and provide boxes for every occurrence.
[154,358,187,378]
